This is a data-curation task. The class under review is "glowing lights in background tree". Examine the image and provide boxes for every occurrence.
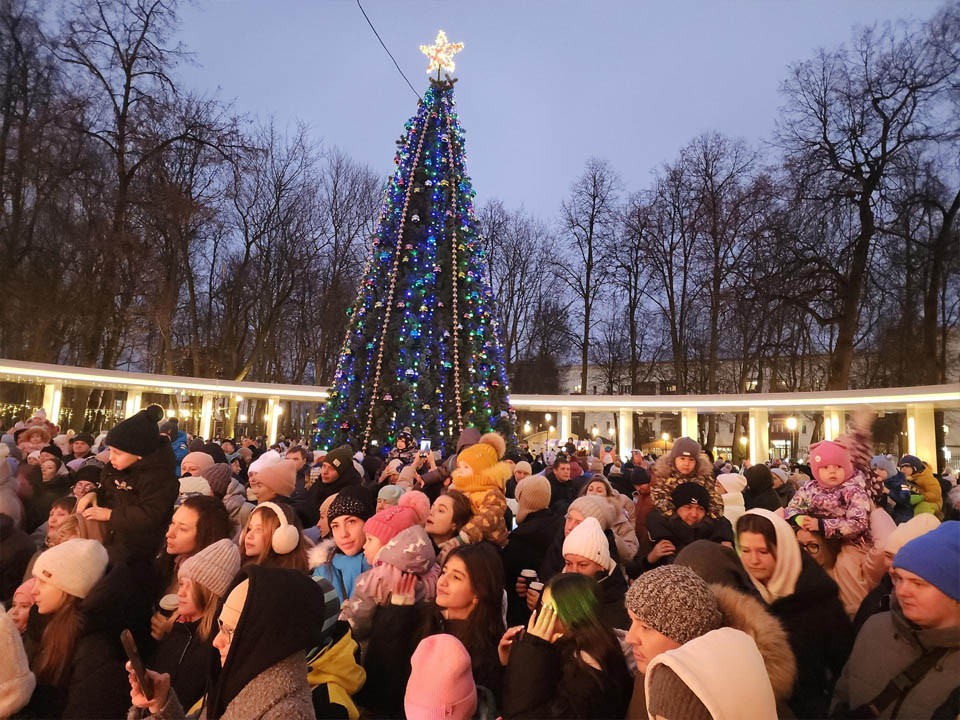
[315,31,515,455]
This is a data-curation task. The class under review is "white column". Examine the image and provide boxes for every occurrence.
[748,407,770,465]
[125,391,142,418]
[618,409,633,457]
[823,407,842,441]
[42,383,63,426]
[560,407,572,441]
[266,396,281,445]
[200,394,214,441]
[680,408,698,440]
[906,404,937,465]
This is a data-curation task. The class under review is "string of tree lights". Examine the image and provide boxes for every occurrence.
[315,32,515,454]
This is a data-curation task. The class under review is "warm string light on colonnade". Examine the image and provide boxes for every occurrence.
[0,360,956,463]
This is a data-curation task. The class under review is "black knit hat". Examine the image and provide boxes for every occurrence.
[41,444,63,459]
[71,432,95,447]
[672,482,712,512]
[72,461,104,486]
[743,464,773,493]
[323,445,356,476]
[328,484,376,524]
[105,404,164,457]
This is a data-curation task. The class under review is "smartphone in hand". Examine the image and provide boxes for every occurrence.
[121,629,154,700]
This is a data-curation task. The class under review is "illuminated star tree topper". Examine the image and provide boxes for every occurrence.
[420,29,464,78]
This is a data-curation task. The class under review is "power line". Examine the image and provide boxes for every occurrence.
[356,0,422,102]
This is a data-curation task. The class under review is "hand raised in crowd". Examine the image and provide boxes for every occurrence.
[795,515,820,532]
[527,603,563,643]
[127,661,171,715]
[498,625,524,666]
[389,571,418,606]
[525,585,540,611]
[515,577,528,599]
[646,539,676,564]
[150,610,177,641]
[81,505,112,522]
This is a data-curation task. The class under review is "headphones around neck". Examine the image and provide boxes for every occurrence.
[256,501,300,555]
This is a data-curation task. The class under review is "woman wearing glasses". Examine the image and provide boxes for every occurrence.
[128,565,336,720]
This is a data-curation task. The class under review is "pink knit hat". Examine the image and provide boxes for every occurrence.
[364,504,418,545]
[404,634,477,720]
[809,440,853,483]
[254,459,297,498]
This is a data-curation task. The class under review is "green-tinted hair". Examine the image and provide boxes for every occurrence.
[547,572,600,629]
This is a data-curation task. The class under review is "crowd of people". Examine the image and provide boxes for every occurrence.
[0,405,958,719]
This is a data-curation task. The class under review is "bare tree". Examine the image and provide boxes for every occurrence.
[561,158,620,394]
[776,8,960,388]
[478,200,554,373]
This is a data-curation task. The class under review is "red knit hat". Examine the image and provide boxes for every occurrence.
[808,440,853,483]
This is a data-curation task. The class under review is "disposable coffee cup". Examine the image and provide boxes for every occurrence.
[520,569,538,586]
[528,581,544,598]
[158,594,179,618]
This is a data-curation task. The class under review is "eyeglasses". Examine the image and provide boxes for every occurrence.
[799,541,820,554]
[217,619,235,643]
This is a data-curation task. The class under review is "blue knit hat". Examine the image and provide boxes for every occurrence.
[870,455,897,478]
[892,521,960,601]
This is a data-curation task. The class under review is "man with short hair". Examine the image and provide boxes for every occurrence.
[296,445,360,527]
[545,453,581,515]
[286,445,309,504]
[63,433,95,465]
[832,522,960,718]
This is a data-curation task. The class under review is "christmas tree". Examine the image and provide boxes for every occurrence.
[316,31,515,455]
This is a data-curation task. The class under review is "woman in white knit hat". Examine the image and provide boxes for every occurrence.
[151,538,242,712]
[20,537,130,718]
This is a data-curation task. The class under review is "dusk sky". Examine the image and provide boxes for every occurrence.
[174,1,941,218]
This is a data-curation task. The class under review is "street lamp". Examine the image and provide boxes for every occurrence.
[786,416,798,460]
[662,432,670,455]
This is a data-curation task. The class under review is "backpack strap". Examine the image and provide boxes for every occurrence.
[849,647,952,718]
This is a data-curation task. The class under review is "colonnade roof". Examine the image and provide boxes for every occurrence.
[1,359,957,411]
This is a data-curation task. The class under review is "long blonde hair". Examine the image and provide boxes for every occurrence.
[240,504,309,572]
[187,580,220,642]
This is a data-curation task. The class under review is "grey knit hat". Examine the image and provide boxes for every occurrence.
[179,538,241,597]
[625,565,722,645]
[669,437,701,462]
[568,495,614,531]
[202,463,234,497]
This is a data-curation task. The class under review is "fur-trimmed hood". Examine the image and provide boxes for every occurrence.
[711,583,797,701]
[308,538,337,570]
[652,451,713,482]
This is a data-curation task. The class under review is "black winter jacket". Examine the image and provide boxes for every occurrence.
[19,568,132,718]
[769,553,853,719]
[99,439,178,563]
[358,601,503,718]
[502,633,631,719]
[150,619,216,712]
[23,471,73,533]
[501,509,562,625]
